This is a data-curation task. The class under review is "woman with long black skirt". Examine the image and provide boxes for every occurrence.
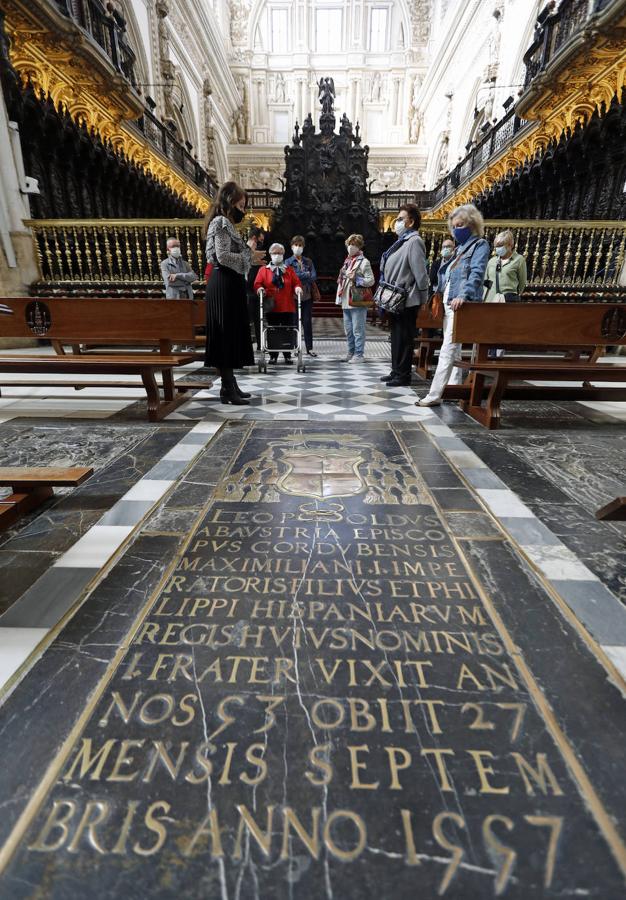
[204,182,266,405]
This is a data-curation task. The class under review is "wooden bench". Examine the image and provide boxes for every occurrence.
[0,297,204,420]
[0,467,92,531]
[414,303,602,380]
[414,305,443,378]
[596,497,626,521]
[450,302,626,428]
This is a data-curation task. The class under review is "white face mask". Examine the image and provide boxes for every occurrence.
[169,246,181,258]
[441,247,453,259]
[291,246,304,256]
[495,246,508,258]
[271,254,284,266]
[394,220,406,236]
[347,245,360,257]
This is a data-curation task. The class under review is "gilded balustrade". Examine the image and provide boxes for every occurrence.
[26,219,626,295]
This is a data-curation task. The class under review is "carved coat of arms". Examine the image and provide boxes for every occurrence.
[277,448,365,499]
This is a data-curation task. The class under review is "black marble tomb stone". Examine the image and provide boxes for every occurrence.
[0,424,623,898]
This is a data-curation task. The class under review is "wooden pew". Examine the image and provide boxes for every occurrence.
[0,297,201,421]
[414,305,443,378]
[414,303,601,380]
[51,297,208,362]
[450,302,626,428]
[596,497,626,521]
[0,467,92,531]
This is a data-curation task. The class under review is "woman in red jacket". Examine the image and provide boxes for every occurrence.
[254,243,302,364]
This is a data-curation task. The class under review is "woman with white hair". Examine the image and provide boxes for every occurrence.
[254,242,302,365]
[416,203,490,407]
[484,230,527,303]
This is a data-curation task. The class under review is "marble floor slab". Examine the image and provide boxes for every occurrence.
[0,421,623,898]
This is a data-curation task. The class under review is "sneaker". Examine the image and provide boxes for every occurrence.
[342,353,354,362]
[350,355,365,363]
[415,397,441,407]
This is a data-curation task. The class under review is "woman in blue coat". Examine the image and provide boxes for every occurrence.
[416,204,490,407]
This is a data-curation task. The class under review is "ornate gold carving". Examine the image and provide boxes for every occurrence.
[4,4,211,211]
[433,9,626,216]
[25,219,625,290]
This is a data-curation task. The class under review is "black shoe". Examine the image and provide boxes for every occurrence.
[233,379,251,399]
[386,378,411,387]
[380,374,394,382]
[306,350,317,357]
[220,383,250,405]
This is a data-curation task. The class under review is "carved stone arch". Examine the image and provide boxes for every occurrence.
[116,0,150,89]
[213,132,229,183]
[509,0,543,91]
[460,78,485,147]
[248,0,414,52]
[429,132,450,185]
[165,73,199,150]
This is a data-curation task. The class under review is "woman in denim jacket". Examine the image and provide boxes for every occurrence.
[416,204,490,407]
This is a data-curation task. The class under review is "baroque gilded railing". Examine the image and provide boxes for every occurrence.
[432,110,533,207]
[133,110,218,198]
[369,191,436,211]
[54,0,137,87]
[522,0,613,90]
[26,219,626,297]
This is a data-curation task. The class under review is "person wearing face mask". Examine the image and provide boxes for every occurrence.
[484,230,527,303]
[285,236,318,357]
[379,203,429,387]
[254,242,303,365]
[416,203,490,407]
[245,226,266,349]
[205,181,267,405]
[430,238,456,292]
[336,234,375,363]
[161,237,198,299]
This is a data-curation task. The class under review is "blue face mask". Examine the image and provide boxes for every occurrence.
[453,226,472,244]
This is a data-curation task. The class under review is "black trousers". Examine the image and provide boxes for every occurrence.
[390,306,417,381]
[301,298,313,351]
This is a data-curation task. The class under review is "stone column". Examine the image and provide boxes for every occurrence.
[254,78,264,126]
[354,77,362,125]
[392,77,401,127]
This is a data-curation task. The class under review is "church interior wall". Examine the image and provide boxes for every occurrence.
[420,0,544,187]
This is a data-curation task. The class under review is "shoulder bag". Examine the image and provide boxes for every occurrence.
[349,260,374,308]
[311,281,321,303]
[373,279,408,314]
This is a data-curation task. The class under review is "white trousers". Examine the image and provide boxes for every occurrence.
[426,304,464,400]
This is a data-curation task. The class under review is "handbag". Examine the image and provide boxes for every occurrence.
[348,260,373,307]
[373,279,408,314]
[349,286,373,308]
[428,290,444,320]
[311,281,321,303]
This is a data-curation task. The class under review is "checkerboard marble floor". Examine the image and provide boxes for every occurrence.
[171,355,433,422]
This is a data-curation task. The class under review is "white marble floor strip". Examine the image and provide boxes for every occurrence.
[0,419,223,693]
[421,423,626,682]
